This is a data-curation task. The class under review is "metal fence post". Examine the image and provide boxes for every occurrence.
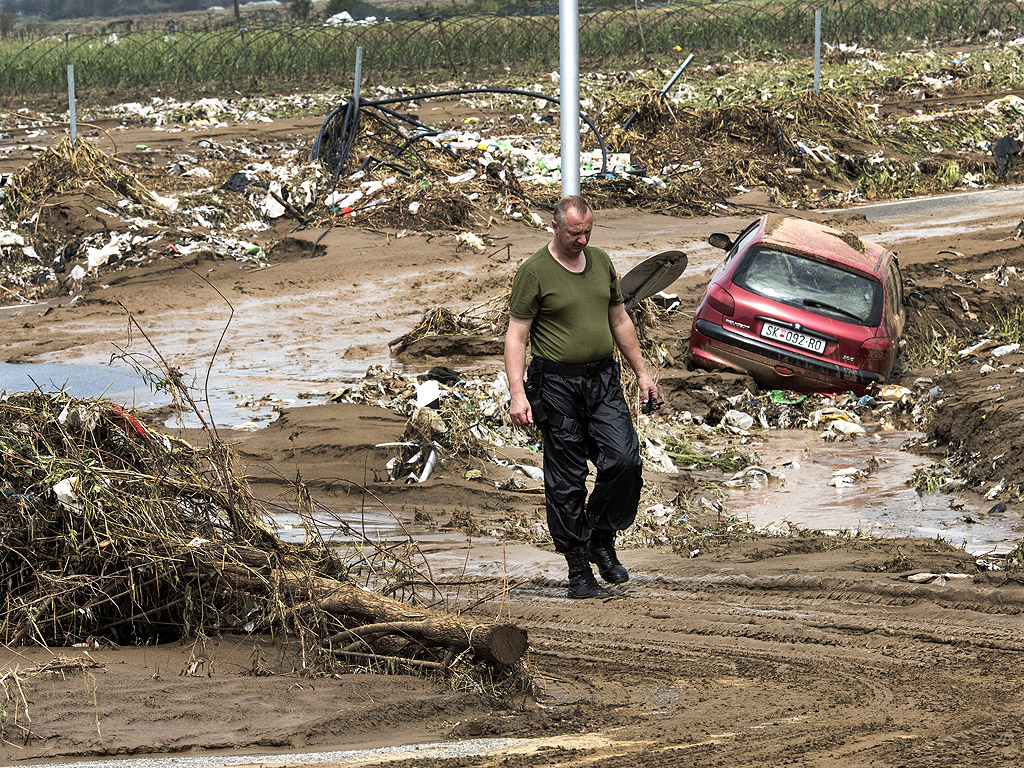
[353,46,363,118]
[814,9,822,94]
[67,64,77,142]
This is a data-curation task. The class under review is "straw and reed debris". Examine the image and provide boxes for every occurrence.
[0,390,527,677]
[2,136,162,223]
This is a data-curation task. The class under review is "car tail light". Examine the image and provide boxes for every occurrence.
[708,284,735,316]
[858,336,892,360]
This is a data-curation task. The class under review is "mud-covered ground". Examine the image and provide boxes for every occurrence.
[3,73,1024,765]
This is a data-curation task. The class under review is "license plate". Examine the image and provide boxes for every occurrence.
[760,321,826,354]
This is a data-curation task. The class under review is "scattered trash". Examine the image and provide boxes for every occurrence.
[415,379,441,409]
[906,572,974,585]
[991,343,1020,357]
[829,465,872,487]
[984,478,1006,500]
[456,231,487,252]
[725,465,782,489]
[722,409,755,431]
[875,385,913,405]
[513,464,544,482]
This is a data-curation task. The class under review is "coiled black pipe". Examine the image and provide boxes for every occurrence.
[311,86,608,185]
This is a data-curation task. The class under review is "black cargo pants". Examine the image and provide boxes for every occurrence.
[527,356,643,553]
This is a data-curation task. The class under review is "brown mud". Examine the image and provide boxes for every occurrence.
[3,111,1024,766]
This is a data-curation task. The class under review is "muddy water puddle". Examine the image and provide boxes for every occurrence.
[732,429,1017,555]
[0,360,159,407]
[19,734,615,768]
[272,430,1022,558]
[0,359,300,428]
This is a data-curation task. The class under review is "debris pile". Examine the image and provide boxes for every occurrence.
[0,391,528,679]
[328,364,538,480]
[312,99,539,229]
[0,136,279,302]
[0,390,286,646]
[2,135,161,221]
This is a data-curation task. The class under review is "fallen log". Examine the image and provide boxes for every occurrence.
[310,582,527,665]
[201,555,528,666]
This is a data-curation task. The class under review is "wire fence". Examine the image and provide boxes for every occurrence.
[0,0,1020,95]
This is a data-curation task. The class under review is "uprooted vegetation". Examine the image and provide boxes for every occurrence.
[0,390,529,719]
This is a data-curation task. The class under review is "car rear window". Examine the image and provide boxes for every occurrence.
[732,246,882,326]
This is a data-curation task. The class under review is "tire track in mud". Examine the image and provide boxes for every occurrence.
[472,564,1024,768]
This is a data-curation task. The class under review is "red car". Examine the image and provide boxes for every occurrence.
[688,215,907,394]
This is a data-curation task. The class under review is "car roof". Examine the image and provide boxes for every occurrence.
[759,214,887,276]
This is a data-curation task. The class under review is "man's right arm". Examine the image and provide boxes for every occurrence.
[504,315,534,426]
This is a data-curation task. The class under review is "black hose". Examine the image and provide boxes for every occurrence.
[310,86,608,188]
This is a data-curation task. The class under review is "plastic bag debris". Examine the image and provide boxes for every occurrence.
[643,436,680,474]
[958,338,996,357]
[514,464,544,482]
[830,466,867,487]
[456,232,486,252]
[725,465,781,489]
[984,478,1006,500]
[85,232,122,269]
[810,407,861,427]
[991,343,1020,357]
[874,385,913,405]
[722,409,755,431]
[825,419,867,436]
[415,379,441,409]
[324,189,363,208]
[0,230,25,247]
[426,366,461,385]
[52,476,81,511]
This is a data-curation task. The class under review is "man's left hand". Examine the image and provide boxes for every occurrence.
[637,373,658,409]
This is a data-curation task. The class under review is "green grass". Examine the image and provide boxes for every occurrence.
[905,326,962,371]
[993,305,1024,344]
[662,436,753,472]
[911,465,948,495]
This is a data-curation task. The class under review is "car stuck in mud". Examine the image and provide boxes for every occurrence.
[688,214,909,393]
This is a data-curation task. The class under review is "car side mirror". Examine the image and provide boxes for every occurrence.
[708,233,733,251]
[903,291,926,308]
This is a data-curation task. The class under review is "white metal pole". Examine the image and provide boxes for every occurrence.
[559,0,580,197]
[814,9,822,94]
[67,64,77,142]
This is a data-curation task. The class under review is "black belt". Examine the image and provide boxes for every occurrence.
[532,356,613,378]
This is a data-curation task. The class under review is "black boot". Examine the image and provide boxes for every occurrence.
[565,547,609,599]
[587,530,629,584]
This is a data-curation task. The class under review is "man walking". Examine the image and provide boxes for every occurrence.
[504,195,658,599]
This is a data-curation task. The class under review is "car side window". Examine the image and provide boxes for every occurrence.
[886,258,903,315]
[724,222,761,265]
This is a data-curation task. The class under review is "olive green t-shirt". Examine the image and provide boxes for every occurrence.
[509,244,624,364]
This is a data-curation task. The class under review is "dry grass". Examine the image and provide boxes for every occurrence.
[2,136,161,222]
[0,390,310,647]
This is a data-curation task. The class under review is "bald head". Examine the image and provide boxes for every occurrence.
[553,195,593,227]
